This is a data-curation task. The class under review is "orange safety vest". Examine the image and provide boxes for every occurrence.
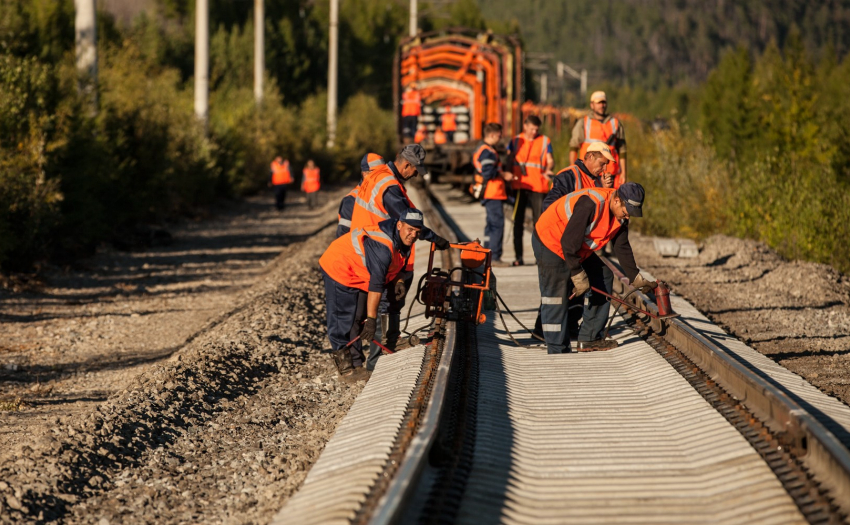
[302,167,320,193]
[578,116,622,185]
[401,90,422,117]
[434,128,447,144]
[442,111,457,132]
[555,165,597,192]
[472,143,507,200]
[510,133,551,193]
[338,186,359,229]
[414,127,427,143]
[271,159,292,185]
[364,153,385,171]
[352,165,418,272]
[535,187,622,261]
[319,225,408,292]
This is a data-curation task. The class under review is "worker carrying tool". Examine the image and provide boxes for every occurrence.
[532,183,656,354]
[319,210,425,382]
[269,156,293,211]
[302,159,321,209]
[351,144,450,364]
[337,153,386,237]
[570,91,627,187]
[472,123,512,266]
[507,115,555,266]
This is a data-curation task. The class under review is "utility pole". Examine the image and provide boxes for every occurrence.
[326,0,338,148]
[195,0,209,127]
[409,0,417,37]
[557,61,587,100]
[540,73,548,103]
[254,0,264,104]
[74,0,98,113]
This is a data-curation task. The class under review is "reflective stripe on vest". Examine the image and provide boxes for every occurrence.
[338,218,351,227]
[564,188,606,250]
[354,174,397,220]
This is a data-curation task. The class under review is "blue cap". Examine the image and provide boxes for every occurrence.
[360,153,385,172]
[399,208,425,229]
[617,182,645,217]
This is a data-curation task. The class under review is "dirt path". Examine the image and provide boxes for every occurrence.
[0,188,367,523]
[632,233,850,406]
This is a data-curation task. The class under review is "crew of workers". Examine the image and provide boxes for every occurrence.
[269,157,321,211]
[320,89,648,381]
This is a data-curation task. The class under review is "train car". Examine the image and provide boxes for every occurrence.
[394,28,524,181]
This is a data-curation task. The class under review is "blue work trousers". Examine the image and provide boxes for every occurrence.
[531,231,572,354]
[482,199,505,261]
[576,253,614,342]
[322,269,368,367]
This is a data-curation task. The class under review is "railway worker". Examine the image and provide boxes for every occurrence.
[319,210,425,382]
[301,159,321,209]
[532,142,617,339]
[532,182,657,354]
[269,156,293,211]
[401,84,422,141]
[507,115,555,266]
[414,124,428,144]
[441,104,457,144]
[337,153,386,238]
[472,122,513,266]
[351,144,450,365]
[570,91,627,187]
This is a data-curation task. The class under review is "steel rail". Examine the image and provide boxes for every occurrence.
[600,255,850,517]
[356,180,460,524]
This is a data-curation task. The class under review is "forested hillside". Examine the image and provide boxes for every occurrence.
[481,0,850,92]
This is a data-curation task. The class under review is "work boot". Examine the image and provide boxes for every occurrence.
[331,348,355,378]
[576,339,619,352]
[345,367,372,383]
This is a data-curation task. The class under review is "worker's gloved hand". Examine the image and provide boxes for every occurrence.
[359,317,377,343]
[433,236,450,250]
[570,270,590,297]
[632,273,658,293]
[394,279,406,301]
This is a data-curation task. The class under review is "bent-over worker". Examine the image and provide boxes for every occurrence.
[532,183,656,354]
[337,153,386,237]
[352,144,450,360]
[319,210,425,382]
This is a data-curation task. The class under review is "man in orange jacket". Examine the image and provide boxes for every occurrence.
[570,91,627,187]
[507,115,555,265]
[302,159,321,209]
[337,153,385,237]
[532,183,656,354]
[472,122,512,265]
[319,210,425,381]
[269,156,293,211]
[401,84,422,141]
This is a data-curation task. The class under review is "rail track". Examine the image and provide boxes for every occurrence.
[274,184,850,524]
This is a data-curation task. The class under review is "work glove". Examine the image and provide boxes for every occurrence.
[433,236,450,250]
[359,317,377,343]
[394,279,407,301]
[632,273,658,293]
[570,270,590,297]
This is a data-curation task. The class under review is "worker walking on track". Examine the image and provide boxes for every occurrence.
[507,115,555,266]
[269,156,293,211]
[472,123,512,266]
[337,153,385,238]
[532,183,657,354]
[351,144,450,365]
[302,160,321,209]
[401,84,422,141]
[319,211,425,382]
[570,91,627,187]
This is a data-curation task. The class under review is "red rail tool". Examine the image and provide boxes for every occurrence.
[419,241,492,325]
